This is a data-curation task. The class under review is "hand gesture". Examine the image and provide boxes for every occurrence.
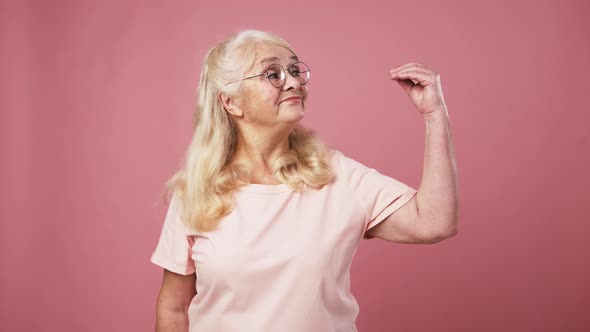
[390,63,448,118]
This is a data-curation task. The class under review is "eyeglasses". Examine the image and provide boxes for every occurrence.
[225,62,310,88]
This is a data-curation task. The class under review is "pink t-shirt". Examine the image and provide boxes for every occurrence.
[150,149,417,332]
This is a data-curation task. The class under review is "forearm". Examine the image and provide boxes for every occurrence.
[156,307,189,332]
[416,107,459,237]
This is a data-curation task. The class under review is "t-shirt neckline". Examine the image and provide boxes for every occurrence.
[237,182,291,194]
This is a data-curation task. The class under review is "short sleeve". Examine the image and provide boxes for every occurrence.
[335,150,418,240]
[150,193,197,275]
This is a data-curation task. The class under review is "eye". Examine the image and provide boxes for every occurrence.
[265,66,282,80]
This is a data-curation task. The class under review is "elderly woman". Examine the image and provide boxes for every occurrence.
[150,29,459,332]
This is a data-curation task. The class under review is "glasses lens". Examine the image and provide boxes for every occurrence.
[289,62,310,85]
[265,64,286,87]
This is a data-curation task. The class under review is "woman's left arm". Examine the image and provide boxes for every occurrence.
[366,63,459,243]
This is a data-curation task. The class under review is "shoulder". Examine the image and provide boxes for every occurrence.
[167,192,201,236]
[325,148,376,192]
[328,148,371,174]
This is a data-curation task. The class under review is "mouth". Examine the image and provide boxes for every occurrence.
[281,96,302,103]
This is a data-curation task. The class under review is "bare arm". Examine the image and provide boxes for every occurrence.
[366,106,459,244]
[416,109,459,239]
[365,63,459,244]
[155,269,197,332]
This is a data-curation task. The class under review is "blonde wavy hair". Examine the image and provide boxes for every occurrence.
[162,29,334,233]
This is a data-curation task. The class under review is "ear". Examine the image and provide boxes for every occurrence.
[218,92,244,118]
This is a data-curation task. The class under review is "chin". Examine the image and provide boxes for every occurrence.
[282,111,304,124]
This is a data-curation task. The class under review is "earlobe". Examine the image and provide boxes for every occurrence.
[228,106,243,118]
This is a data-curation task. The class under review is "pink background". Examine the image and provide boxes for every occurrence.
[2,0,589,331]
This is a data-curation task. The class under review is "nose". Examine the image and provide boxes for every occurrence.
[282,70,301,91]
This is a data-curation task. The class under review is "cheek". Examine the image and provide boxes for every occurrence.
[247,90,279,117]
[243,88,274,109]
[260,88,281,106]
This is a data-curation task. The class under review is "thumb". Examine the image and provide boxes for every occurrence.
[396,78,415,95]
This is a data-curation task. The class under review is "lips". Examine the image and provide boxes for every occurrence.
[281,96,302,103]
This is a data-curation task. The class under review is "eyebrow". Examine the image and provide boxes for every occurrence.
[259,55,299,65]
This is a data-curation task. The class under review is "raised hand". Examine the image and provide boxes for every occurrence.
[390,63,448,118]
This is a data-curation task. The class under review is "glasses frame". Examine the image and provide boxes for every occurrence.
[225,61,310,88]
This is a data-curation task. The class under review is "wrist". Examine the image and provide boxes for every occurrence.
[423,107,449,122]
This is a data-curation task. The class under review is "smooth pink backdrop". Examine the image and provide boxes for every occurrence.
[2,0,589,331]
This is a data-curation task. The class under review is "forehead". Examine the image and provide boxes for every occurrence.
[255,44,299,68]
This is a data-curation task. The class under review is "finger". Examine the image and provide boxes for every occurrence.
[393,67,432,77]
[391,69,434,86]
[390,63,424,72]
[390,70,419,85]
[389,69,421,91]
[391,66,433,78]
[396,78,415,95]
[390,62,428,74]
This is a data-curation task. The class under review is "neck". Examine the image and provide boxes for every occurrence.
[231,127,292,183]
